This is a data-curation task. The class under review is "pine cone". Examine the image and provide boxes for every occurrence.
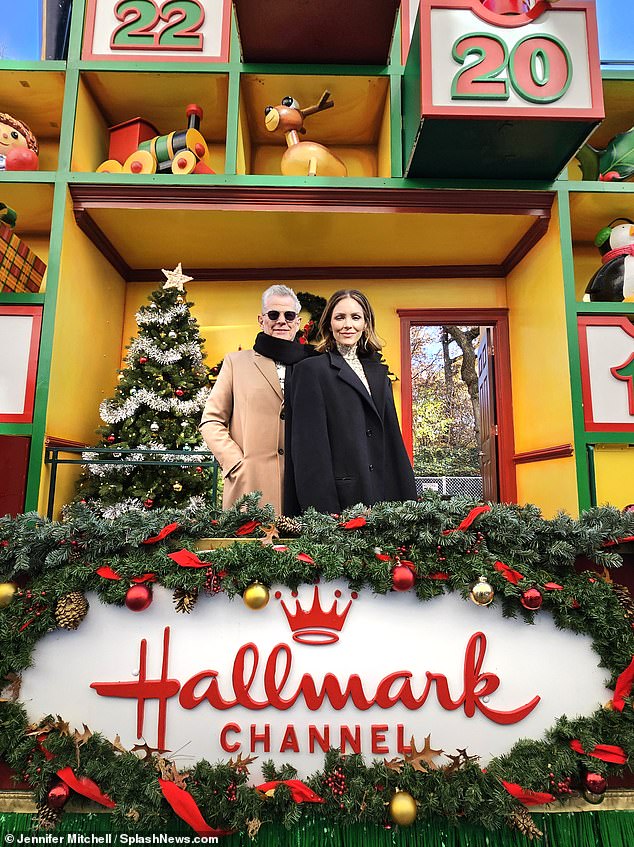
[509,807,543,840]
[275,515,303,538]
[173,588,198,614]
[612,583,634,624]
[35,801,62,830]
[55,591,89,630]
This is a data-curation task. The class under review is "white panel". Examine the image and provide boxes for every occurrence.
[21,584,611,779]
[430,8,592,110]
[586,325,634,424]
[0,314,33,415]
[90,0,226,60]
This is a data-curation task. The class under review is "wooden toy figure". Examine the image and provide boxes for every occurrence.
[0,113,39,171]
[585,218,634,302]
[264,91,347,177]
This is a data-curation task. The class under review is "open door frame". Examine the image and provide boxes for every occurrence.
[398,308,517,504]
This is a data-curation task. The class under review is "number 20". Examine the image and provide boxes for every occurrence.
[451,33,573,105]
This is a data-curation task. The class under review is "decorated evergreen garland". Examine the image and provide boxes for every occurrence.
[1,494,634,840]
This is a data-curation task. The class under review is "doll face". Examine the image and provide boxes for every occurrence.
[330,296,366,348]
[0,120,28,154]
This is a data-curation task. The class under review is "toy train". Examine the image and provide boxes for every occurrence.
[97,104,215,175]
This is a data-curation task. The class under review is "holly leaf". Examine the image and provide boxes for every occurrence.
[600,127,634,181]
[405,734,443,772]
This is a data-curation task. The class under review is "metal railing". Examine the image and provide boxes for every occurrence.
[416,475,483,499]
[44,445,220,519]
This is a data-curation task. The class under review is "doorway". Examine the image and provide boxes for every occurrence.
[398,309,516,503]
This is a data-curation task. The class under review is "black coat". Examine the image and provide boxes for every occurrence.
[285,350,417,515]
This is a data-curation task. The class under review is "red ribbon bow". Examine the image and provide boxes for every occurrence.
[442,505,490,535]
[256,779,324,803]
[341,516,367,530]
[494,560,524,585]
[142,522,180,544]
[159,779,232,836]
[236,520,261,536]
[57,767,115,808]
[168,549,207,568]
[569,740,627,764]
[613,656,634,712]
[501,780,554,806]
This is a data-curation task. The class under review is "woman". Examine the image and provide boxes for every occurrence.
[287,289,417,514]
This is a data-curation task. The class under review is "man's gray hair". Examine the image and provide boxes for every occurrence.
[261,284,301,313]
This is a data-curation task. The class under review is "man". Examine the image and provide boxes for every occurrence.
[200,285,311,514]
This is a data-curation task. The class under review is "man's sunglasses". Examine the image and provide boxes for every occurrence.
[264,310,298,322]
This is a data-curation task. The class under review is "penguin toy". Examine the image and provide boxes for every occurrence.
[585,218,634,302]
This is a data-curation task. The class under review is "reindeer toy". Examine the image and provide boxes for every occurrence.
[264,91,347,178]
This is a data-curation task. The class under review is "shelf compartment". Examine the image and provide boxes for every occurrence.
[0,70,65,171]
[238,74,391,177]
[72,71,229,174]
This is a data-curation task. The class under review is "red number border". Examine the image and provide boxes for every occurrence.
[578,315,634,433]
[82,0,231,62]
[419,0,604,120]
[0,305,43,425]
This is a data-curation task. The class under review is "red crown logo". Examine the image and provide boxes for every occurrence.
[275,586,357,645]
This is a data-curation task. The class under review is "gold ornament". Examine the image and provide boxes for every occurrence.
[469,576,494,606]
[173,482,183,492]
[0,582,17,607]
[389,790,417,826]
[243,582,270,610]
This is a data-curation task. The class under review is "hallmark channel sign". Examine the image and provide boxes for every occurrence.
[20,583,611,777]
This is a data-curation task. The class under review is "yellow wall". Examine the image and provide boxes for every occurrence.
[40,191,127,515]
[594,445,634,509]
[72,77,109,172]
[506,208,578,516]
[573,243,600,302]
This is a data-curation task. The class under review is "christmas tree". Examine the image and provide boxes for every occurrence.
[75,264,215,514]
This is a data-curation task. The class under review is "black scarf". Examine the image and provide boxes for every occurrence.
[253,332,314,364]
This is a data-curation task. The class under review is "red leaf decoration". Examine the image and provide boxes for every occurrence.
[375,553,392,562]
[494,560,524,585]
[569,740,627,764]
[296,553,315,564]
[427,572,449,580]
[341,516,367,529]
[235,520,261,536]
[544,582,564,590]
[501,780,554,806]
[96,566,121,581]
[603,535,634,548]
[272,545,289,552]
[256,779,324,804]
[57,767,115,808]
[132,573,157,584]
[142,522,180,544]
[158,779,233,836]
[168,549,206,568]
[37,733,54,761]
[613,656,634,712]
[442,505,490,535]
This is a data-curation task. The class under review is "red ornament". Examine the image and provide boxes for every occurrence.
[47,780,71,809]
[195,466,203,473]
[125,584,153,612]
[392,563,415,592]
[175,388,185,397]
[144,498,154,509]
[584,772,607,795]
[139,356,148,364]
[106,435,116,443]
[520,587,543,610]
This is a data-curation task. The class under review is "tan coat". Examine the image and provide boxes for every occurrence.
[200,349,285,513]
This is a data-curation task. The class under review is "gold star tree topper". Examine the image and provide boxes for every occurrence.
[162,262,193,291]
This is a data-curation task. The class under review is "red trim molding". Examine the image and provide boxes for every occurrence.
[513,444,574,465]
[578,315,634,433]
[398,308,517,503]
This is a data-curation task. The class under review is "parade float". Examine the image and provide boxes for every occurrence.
[1,1,634,843]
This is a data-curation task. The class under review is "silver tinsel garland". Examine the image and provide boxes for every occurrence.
[82,442,211,477]
[126,337,204,365]
[136,304,188,326]
[100,386,210,423]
